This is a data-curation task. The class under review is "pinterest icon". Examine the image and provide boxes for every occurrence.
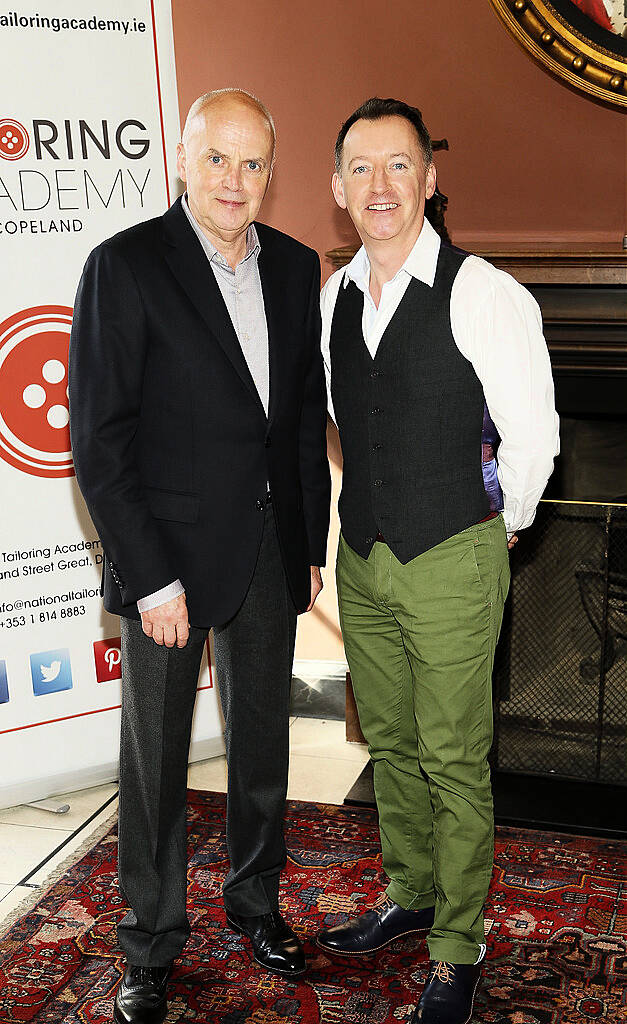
[93,638,122,683]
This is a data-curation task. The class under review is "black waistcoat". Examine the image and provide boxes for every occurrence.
[330,242,490,564]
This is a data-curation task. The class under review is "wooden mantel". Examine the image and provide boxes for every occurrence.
[465,247,627,287]
[325,243,627,286]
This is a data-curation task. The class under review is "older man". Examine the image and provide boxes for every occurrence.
[69,89,330,1023]
[316,97,558,1024]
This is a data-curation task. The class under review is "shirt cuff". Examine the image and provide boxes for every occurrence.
[137,580,185,613]
[503,515,516,539]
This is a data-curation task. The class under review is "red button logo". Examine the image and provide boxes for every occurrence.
[93,638,122,683]
[0,119,29,161]
[0,306,74,478]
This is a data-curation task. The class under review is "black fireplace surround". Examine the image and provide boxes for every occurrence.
[489,255,627,835]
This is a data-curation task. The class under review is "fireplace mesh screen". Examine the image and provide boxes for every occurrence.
[492,501,627,784]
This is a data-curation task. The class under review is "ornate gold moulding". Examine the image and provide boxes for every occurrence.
[489,0,627,108]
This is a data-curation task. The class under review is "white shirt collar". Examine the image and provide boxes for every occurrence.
[343,215,441,293]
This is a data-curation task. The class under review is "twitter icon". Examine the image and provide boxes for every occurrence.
[30,649,73,696]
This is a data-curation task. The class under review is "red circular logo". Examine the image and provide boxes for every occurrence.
[0,306,75,478]
[0,119,30,161]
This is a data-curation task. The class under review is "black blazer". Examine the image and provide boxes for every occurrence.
[69,197,330,627]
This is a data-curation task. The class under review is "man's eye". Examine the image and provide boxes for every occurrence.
[353,165,367,174]
[247,161,260,171]
[210,155,222,164]
[391,162,406,170]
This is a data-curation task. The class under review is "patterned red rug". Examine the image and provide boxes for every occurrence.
[1,790,627,1023]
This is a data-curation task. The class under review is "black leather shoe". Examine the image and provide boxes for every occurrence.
[316,895,435,955]
[410,961,481,1023]
[226,909,306,977]
[113,962,172,1024]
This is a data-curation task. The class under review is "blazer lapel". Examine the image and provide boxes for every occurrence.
[257,229,282,427]
[162,199,264,413]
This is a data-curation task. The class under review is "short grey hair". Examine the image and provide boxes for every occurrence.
[182,88,276,161]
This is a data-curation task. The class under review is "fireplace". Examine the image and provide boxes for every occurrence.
[484,248,627,814]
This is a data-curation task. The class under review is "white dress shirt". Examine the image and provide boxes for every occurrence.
[321,217,560,536]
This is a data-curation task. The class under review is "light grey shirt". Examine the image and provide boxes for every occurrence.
[182,192,270,414]
[137,196,270,613]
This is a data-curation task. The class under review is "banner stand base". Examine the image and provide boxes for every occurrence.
[0,734,226,811]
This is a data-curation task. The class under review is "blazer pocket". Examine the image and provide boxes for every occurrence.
[145,487,200,523]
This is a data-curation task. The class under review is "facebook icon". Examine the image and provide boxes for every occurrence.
[30,649,73,697]
[0,661,8,704]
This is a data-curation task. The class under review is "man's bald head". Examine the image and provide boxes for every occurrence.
[182,89,276,163]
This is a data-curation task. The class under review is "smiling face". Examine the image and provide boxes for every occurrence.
[176,94,274,251]
[332,115,436,254]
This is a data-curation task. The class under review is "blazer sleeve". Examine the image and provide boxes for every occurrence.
[68,242,177,605]
[298,253,331,567]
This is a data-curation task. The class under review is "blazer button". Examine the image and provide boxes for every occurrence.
[374,479,383,487]
[371,407,381,415]
[365,536,373,545]
[256,499,264,510]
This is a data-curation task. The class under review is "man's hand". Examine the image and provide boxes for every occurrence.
[306,566,323,612]
[140,593,190,648]
[508,534,519,551]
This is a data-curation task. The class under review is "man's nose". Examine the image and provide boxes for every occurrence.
[223,164,243,191]
[372,166,389,192]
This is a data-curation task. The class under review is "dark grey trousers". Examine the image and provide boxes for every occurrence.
[116,505,297,965]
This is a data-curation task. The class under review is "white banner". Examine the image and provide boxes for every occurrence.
[0,1,223,810]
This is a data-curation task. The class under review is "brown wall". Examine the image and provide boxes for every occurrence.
[171,0,626,662]
[172,0,626,270]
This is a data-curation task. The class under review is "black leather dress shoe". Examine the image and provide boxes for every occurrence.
[113,963,172,1024]
[316,895,435,955]
[226,910,306,977]
[410,961,481,1024]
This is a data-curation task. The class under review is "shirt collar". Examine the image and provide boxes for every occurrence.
[343,215,441,293]
[181,192,260,268]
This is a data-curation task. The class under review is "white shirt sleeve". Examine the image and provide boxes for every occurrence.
[137,579,185,613]
[451,257,560,535]
[320,270,345,426]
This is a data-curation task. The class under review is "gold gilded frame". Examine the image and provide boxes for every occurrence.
[489,0,627,107]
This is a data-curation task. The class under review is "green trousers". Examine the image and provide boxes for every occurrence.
[337,515,510,964]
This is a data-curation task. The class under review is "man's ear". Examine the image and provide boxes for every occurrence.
[331,171,347,210]
[425,162,436,200]
[176,142,187,183]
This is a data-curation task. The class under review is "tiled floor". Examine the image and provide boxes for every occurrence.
[0,717,369,933]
